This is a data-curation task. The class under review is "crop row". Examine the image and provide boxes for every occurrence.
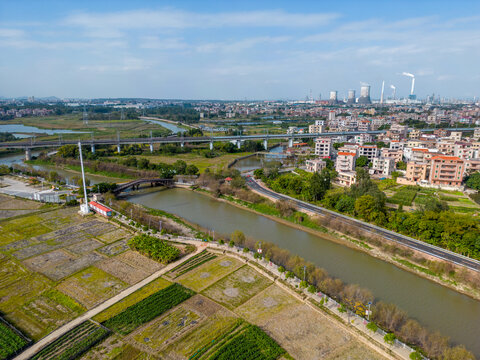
[0,320,29,360]
[102,283,194,335]
[171,253,217,278]
[128,234,180,264]
[208,325,285,360]
[31,321,109,360]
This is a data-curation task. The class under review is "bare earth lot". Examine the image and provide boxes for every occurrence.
[81,251,388,360]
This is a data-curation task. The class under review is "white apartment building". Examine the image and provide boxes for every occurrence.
[354,133,373,145]
[335,152,357,172]
[337,171,357,187]
[372,157,396,176]
[305,159,327,173]
[358,145,379,161]
[315,138,332,158]
[309,124,325,134]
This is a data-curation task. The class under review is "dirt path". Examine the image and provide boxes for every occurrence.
[14,243,208,360]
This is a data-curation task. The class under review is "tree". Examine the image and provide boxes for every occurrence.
[173,160,187,174]
[138,158,150,169]
[397,161,407,170]
[466,172,480,190]
[333,142,345,150]
[185,164,199,175]
[230,230,246,246]
[384,333,396,345]
[355,156,369,168]
[442,345,475,360]
[355,195,376,221]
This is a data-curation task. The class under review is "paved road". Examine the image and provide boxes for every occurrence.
[15,244,207,360]
[246,177,480,272]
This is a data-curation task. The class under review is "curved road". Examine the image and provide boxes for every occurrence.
[246,177,480,272]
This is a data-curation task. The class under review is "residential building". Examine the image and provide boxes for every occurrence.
[429,156,465,187]
[335,152,356,172]
[358,145,378,161]
[337,171,357,187]
[449,131,462,141]
[309,124,325,133]
[354,133,372,145]
[405,162,429,182]
[305,159,327,173]
[409,129,421,139]
[315,138,332,158]
[372,157,395,176]
[380,148,403,163]
[465,159,480,174]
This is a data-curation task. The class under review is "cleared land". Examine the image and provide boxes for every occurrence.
[176,255,243,292]
[0,196,142,341]
[79,252,386,360]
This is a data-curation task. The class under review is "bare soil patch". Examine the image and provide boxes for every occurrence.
[97,239,129,256]
[96,257,150,285]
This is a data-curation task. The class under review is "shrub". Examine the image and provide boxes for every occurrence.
[242,247,249,253]
[409,351,422,360]
[228,240,235,247]
[278,266,285,273]
[366,322,378,333]
[384,333,396,345]
[307,285,316,293]
[127,234,180,264]
[285,271,294,279]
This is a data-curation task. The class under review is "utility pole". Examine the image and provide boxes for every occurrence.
[78,142,90,215]
[303,265,306,281]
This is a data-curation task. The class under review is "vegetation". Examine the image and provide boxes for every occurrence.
[208,324,286,360]
[127,234,181,264]
[102,283,194,335]
[31,321,109,360]
[466,172,480,190]
[0,319,29,360]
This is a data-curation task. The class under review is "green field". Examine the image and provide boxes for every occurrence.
[177,255,243,292]
[103,283,194,335]
[201,266,272,310]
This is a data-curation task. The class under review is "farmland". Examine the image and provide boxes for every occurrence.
[102,283,195,335]
[0,318,29,360]
[0,194,184,346]
[76,251,387,360]
[30,321,110,360]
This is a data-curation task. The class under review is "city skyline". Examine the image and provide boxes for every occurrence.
[1,0,480,99]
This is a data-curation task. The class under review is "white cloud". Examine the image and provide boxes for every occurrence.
[139,36,187,50]
[63,9,339,37]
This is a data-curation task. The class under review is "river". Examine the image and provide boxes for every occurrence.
[129,187,480,356]
[143,119,185,133]
[0,152,125,185]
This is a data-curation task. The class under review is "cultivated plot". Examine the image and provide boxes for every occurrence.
[201,265,272,309]
[57,267,128,309]
[176,255,243,292]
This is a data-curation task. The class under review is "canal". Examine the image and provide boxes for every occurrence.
[130,187,480,356]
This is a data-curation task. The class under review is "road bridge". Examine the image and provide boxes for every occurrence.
[0,128,474,160]
[113,178,174,194]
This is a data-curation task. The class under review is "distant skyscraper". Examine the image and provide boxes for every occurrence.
[329,91,338,104]
[346,90,356,105]
[358,85,371,104]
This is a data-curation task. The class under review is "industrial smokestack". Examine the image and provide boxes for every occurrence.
[402,72,415,95]
[390,85,396,100]
[380,81,385,104]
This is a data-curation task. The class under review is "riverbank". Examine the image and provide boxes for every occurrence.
[185,186,480,302]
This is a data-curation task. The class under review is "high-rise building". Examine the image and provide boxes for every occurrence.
[329,91,338,104]
[346,90,356,105]
[357,85,371,104]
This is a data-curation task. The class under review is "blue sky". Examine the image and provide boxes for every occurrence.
[1,0,479,100]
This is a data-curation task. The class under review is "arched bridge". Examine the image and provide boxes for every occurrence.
[114,178,174,194]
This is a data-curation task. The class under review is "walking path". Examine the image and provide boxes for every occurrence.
[14,243,207,360]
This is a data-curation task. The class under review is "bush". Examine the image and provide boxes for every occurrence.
[242,247,249,253]
[285,271,294,279]
[278,266,285,273]
[366,322,378,333]
[338,304,347,313]
[228,240,235,247]
[384,333,396,345]
[409,351,422,360]
[307,285,316,293]
[127,234,180,264]
[219,239,224,245]
[299,280,308,288]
